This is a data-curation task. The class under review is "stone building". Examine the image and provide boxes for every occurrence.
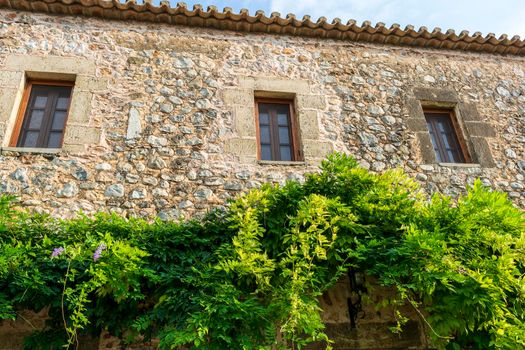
[0,1,523,349]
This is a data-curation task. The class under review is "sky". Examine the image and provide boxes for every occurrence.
[150,0,525,38]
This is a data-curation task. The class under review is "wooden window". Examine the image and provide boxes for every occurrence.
[255,99,300,161]
[424,109,470,163]
[10,81,73,149]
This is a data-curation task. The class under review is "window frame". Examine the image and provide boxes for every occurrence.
[423,108,471,164]
[9,80,74,149]
[254,98,302,162]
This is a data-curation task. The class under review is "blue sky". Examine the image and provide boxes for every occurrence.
[152,0,525,37]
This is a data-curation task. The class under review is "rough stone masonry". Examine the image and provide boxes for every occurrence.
[0,2,523,349]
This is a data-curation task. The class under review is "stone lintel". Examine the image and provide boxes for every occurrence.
[4,55,96,76]
[238,76,310,94]
[413,87,459,103]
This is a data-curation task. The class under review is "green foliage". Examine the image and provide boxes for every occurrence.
[0,153,523,349]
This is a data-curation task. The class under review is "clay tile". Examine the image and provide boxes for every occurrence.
[2,0,524,56]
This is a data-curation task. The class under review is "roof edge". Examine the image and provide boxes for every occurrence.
[1,0,525,56]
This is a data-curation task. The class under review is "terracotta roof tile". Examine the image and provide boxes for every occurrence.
[1,0,524,56]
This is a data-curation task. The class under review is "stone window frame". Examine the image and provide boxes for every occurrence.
[0,55,107,154]
[223,76,333,164]
[406,87,496,167]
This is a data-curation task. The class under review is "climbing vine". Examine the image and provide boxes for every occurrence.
[0,153,524,349]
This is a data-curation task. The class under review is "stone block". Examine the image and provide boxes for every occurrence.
[298,109,320,139]
[233,105,256,137]
[470,137,495,167]
[68,90,92,124]
[61,143,86,153]
[303,140,333,159]
[413,87,458,103]
[76,75,109,91]
[64,125,101,145]
[0,88,21,123]
[126,107,142,139]
[0,71,24,88]
[223,137,257,161]
[222,89,253,106]
[296,94,326,110]
[405,98,425,121]
[405,118,428,132]
[464,121,496,138]
[458,102,482,121]
[416,132,437,164]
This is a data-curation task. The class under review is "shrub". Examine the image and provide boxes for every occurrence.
[0,153,523,349]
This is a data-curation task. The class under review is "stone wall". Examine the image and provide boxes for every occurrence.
[0,7,523,349]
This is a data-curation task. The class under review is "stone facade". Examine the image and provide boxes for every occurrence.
[0,5,524,349]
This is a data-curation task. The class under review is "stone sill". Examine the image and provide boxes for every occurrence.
[438,162,481,168]
[0,147,62,155]
[257,160,307,166]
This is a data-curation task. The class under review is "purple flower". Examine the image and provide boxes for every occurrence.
[93,243,107,262]
[51,247,65,258]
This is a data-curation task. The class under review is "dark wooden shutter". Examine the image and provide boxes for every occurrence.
[256,101,297,161]
[424,111,467,163]
[17,84,72,148]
